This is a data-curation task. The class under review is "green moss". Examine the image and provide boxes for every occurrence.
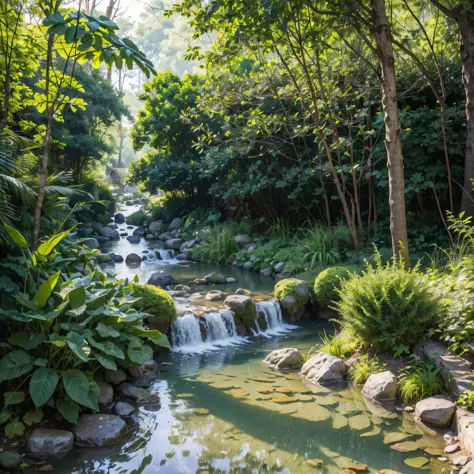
[237,300,257,327]
[132,284,177,325]
[127,210,147,226]
[274,278,309,316]
[313,265,357,308]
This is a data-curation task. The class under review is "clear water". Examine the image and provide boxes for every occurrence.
[46,205,447,473]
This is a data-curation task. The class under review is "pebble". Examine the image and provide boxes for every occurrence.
[445,444,460,454]
[438,457,448,462]
[404,406,415,413]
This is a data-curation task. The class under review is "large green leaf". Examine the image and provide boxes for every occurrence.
[63,369,94,409]
[66,332,89,362]
[127,344,153,365]
[23,410,43,426]
[29,368,59,407]
[5,421,24,438]
[69,286,86,309]
[0,350,33,382]
[33,229,71,262]
[96,323,120,338]
[33,271,61,309]
[149,333,171,350]
[4,392,25,406]
[4,224,28,249]
[94,352,117,371]
[56,399,79,423]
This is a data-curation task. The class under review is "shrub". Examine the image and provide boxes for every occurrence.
[319,330,358,358]
[398,356,443,403]
[335,256,440,352]
[274,278,309,316]
[127,210,147,226]
[131,284,177,326]
[350,354,383,385]
[313,265,356,308]
[456,382,474,410]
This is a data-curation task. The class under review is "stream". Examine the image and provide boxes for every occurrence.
[46,205,448,473]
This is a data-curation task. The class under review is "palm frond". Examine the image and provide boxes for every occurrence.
[0,173,36,208]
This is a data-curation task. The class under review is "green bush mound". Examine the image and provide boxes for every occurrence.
[132,284,177,326]
[127,210,147,226]
[274,278,309,316]
[313,265,357,308]
[335,259,440,352]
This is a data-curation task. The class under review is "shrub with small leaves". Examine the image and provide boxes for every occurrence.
[313,265,357,308]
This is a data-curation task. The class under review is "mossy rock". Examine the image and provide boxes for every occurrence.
[274,278,309,320]
[224,295,257,327]
[127,210,147,226]
[313,265,358,308]
[131,284,177,326]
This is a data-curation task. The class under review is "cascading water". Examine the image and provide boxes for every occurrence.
[204,310,241,345]
[255,300,297,336]
[157,249,175,260]
[172,312,203,349]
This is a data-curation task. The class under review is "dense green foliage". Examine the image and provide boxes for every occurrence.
[336,258,440,352]
[398,357,443,403]
[349,354,383,385]
[313,266,355,308]
[131,284,177,326]
[317,330,357,359]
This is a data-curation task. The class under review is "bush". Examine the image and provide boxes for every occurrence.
[274,278,309,316]
[350,354,383,384]
[313,265,356,307]
[309,330,357,359]
[398,356,443,403]
[335,256,440,352]
[127,210,147,226]
[131,284,177,326]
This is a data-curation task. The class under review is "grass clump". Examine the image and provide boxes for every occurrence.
[335,254,440,352]
[127,210,147,226]
[398,356,443,403]
[308,329,358,359]
[313,265,356,308]
[350,354,384,385]
[132,284,177,326]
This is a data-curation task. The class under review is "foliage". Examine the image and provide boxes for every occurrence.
[313,266,356,308]
[456,382,474,411]
[127,210,147,226]
[349,354,383,385]
[131,284,177,326]
[398,356,443,403]
[0,225,169,436]
[335,254,440,352]
[274,278,308,316]
[317,330,357,359]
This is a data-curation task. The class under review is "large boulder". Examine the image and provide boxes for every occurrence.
[165,238,183,250]
[72,415,127,447]
[147,272,174,288]
[27,428,74,455]
[127,235,140,244]
[264,348,304,370]
[100,227,120,240]
[148,221,163,234]
[82,238,99,249]
[169,217,183,230]
[180,240,198,253]
[224,295,257,326]
[115,402,134,417]
[125,253,141,264]
[159,232,173,241]
[204,272,226,284]
[415,396,456,427]
[114,213,125,224]
[274,278,309,322]
[362,371,398,400]
[133,226,146,236]
[98,381,114,405]
[300,352,347,384]
[234,234,252,247]
[0,451,22,469]
[274,262,286,273]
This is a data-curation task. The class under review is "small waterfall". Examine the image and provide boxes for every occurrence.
[256,300,297,336]
[157,249,175,260]
[204,310,240,344]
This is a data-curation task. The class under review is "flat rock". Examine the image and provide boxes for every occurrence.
[105,369,126,385]
[264,348,304,370]
[27,428,74,455]
[72,414,127,447]
[415,395,456,427]
[165,238,183,250]
[362,371,397,400]
[169,217,183,230]
[119,383,151,401]
[100,227,120,239]
[127,235,140,244]
[115,402,135,416]
[125,253,141,264]
[234,234,252,246]
[205,290,226,301]
[300,352,347,384]
[147,271,174,288]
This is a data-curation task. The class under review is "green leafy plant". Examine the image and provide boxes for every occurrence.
[313,265,357,308]
[335,253,440,352]
[131,284,177,326]
[456,382,474,411]
[350,354,384,385]
[398,356,443,403]
[318,330,357,359]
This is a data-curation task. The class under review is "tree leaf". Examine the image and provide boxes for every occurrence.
[33,271,61,309]
[0,350,33,382]
[33,229,71,263]
[63,369,94,409]
[29,368,59,407]
[56,399,79,423]
[4,224,28,249]
[4,392,25,406]
[69,286,86,309]
[5,421,24,438]
[96,323,120,338]
[66,332,89,362]
[94,352,117,371]
[23,410,44,426]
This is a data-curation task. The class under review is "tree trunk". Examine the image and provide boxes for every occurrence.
[459,14,474,215]
[371,0,409,263]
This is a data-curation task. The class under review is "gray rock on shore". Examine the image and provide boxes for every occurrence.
[72,414,127,446]
[264,348,304,369]
[300,352,347,384]
[27,428,74,455]
[415,395,456,427]
[362,371,398,400]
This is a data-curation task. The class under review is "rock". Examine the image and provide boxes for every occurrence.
[96,235,110,242]
[180,240,197,252]
[119,383,151,402]
[82,238,99,249]
[461,461,474,474]
[96,254,112,264]
[0,451,22,469]
[274,262,286,273]
[125,253,141,264]
[144,359,158,371]
[204,272,226,284]
[224,295,257,326]
[205,290,226,301]
[236,288,251,296]
[120,232,128,237]
[415,396,456,427]
[194,278,207,285]
[260,267,273,277]
[111,254,124,263]
[300,352,347,384]
[133,226,146,236]
[264,348,304,369]
[159,232,173,241]
[72,414,127,446]
[114,213,125,223]
[247,244,257,253]
[105,369,127,385]
[148,272,174,288]
[148,221,163,234]
[274,278,309,321]
[127,235,140,244]
[235,234,252,247]
[169,217,183,230]
[165,238,183,250]
[27,428,74,455]
[362,371,398,400]
[98,381,114,405]
[100,227,120,240]
[108,223,118,229]
[174,284,191,293]
[226,277,237,283]
[445,444,460,454]
[243,261,253,271]
[115,402,134,416]
[145,234,158,240]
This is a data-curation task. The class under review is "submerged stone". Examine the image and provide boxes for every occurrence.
[72,415,127,446]
[348,414,371,431]
[404,457,429,468]
[264,348,304,370]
